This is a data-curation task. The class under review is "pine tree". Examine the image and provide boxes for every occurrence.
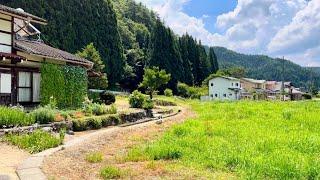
[76,43,108,89]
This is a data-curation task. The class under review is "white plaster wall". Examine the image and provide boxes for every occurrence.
[208,77,240,100]
[0,32,11,45]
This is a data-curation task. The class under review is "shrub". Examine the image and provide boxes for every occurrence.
[177,82,201,99]
[100,166,122,179]
[302,94,312,100]
[164,89,173,97]
[0,106,35,127]
[106,105,117,114]
[129,90,146,108]
[143,98,154,110]
[72,119,88,131]
[154,99,177,106]
[100,91,116,105]
[72,115,121,132]
[5,130,62,153]
[88,91,102,104]
[31,107,56,124]
[86,152,104,163]
[88,117,102,129]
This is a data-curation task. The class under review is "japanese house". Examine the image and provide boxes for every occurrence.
[0,5,93,106]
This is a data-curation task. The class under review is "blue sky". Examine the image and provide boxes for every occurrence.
[135,0,320,67]
[183,0,237,33]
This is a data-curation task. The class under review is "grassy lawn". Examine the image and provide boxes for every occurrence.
[126,100,320,179]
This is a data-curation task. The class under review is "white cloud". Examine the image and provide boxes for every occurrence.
[135,0,320,66]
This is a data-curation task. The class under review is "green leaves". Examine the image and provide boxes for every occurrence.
[41,63,87,109]
[139,67,171,98]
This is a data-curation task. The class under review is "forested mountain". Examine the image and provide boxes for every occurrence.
[1,0,317,90]
[213,47,320,88]
[2,0,125,87]
[307,67,320,74]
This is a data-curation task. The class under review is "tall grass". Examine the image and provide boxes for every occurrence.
[127,100,320,179]
[5,130,63,153]
[0,106,35,127]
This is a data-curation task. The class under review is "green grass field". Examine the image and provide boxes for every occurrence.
[127,100,320,179]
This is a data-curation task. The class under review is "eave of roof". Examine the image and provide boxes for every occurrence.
[241,78,266,84]
[14,39,93,69]
[210,76,240,81]
[0,4,47,25]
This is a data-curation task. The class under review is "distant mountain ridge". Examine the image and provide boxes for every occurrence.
[212,46,320,88]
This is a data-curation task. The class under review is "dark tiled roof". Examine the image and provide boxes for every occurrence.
[14,39,93,68]
[0,4,47,24]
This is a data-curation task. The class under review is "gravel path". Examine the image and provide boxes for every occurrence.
[43,105,195,179]
[0,143,30,180]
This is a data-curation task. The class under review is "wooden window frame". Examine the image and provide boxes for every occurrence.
[17,68,40,103]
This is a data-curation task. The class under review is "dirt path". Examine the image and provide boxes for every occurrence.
[0,143,30,180]
[43,104,195,179]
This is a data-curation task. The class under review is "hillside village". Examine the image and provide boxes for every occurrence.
[203,76,306,101]
[0,1,320,180]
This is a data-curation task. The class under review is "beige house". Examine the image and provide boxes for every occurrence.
[241,78,266,92]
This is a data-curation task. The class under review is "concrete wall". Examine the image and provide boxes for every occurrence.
[208,77,240,100]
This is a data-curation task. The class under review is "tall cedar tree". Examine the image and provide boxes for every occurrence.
[208,47,219,73]
[178,35,194,85]
[149,18,184,91]
[2,0,125,87]
[197,42,211,85]
[76,43,108,89]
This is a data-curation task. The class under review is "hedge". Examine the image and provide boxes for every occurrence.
[41,63,88,109]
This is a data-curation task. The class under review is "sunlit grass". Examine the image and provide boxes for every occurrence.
[126,100,320,179]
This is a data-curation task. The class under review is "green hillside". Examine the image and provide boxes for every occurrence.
[213,47,319,88]
[1,0,317,89]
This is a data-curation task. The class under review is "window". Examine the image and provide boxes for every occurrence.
[215,94,218,97]
[33,73,41,102]
[229,93,233,97]
[232,83,234,86]
[223,94,226,97]
[0,73,11,93]
[211,83,214,87]
[18,72,31,102]
[210,94,213,98]
[18,72,40,103]
[236,83,239,87]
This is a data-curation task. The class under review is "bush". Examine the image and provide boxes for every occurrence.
[164,88,173,97]
[5,130,62,153]
[72,119,88,131]
[129,90,146,108]
[177,82,201,99]
[100,91,116,105]
[106,105,117,114]
[153,99,177,106]
[86,152,104,163]
[88,117,102,129]
[302,94,312,100]
[100,166,122,179]
[31,107,56,124]
[88,91,102,104]
[72,115,121,132]
[0,106,35,127]
[143,98,154,110]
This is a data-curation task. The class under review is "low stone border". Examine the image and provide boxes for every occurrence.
[0,122,72,137]
[15,109,181,180]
